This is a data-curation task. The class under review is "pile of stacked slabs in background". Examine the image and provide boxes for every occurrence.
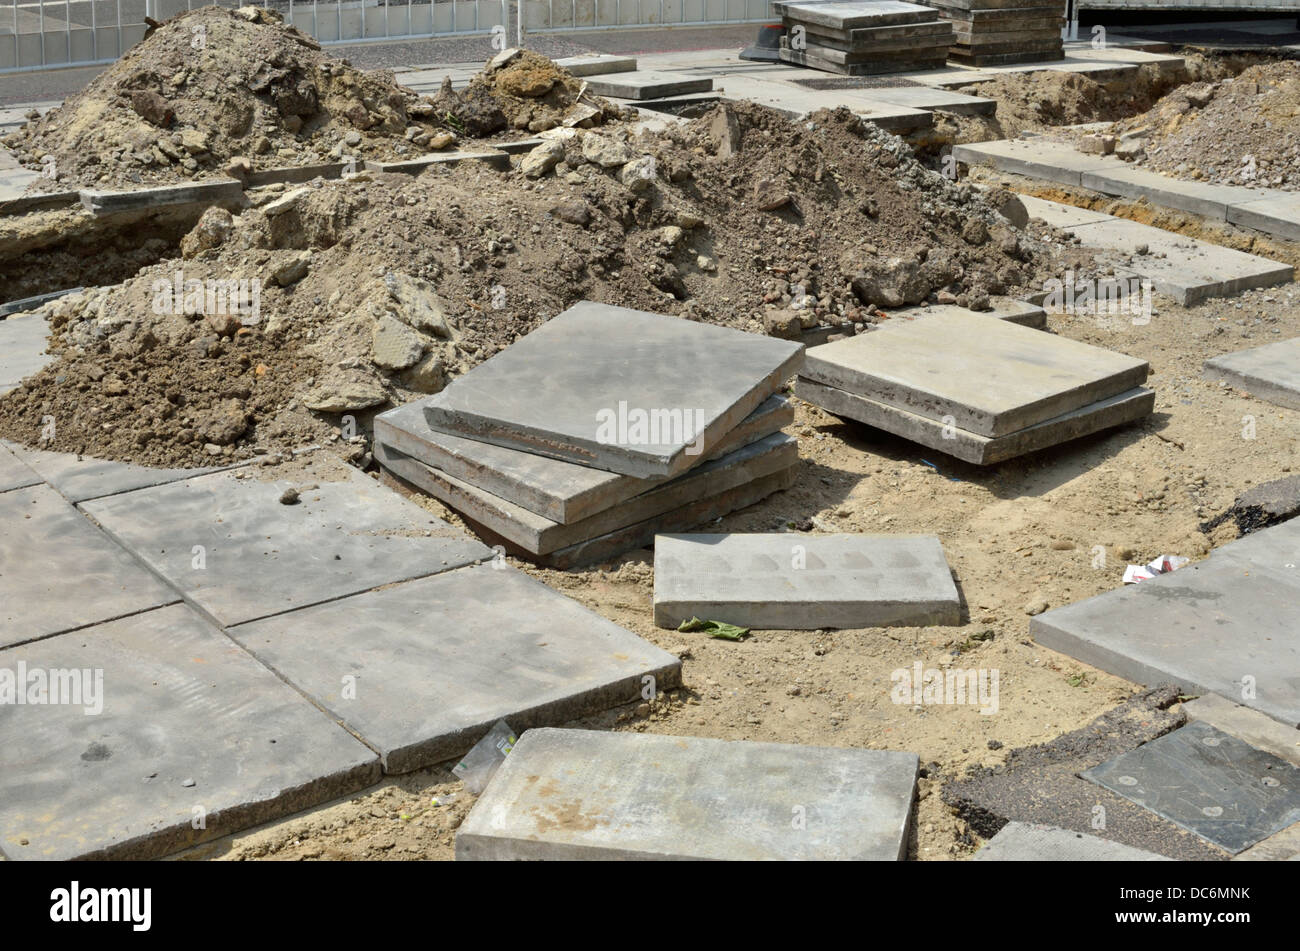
[773,0,956,75]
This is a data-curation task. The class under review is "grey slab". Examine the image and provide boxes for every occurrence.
[860,85,996,115]
[891,299,1046,329]
[803,311,1148,437]
[0,444,39,494]
[779,47,948,76]
[0,484,178,649]
[377,432,798,555]
[1207,511,1300,567]
[1065,217,1293,306]
[0,286,82,317]
[0,314,51,393]
[79,179,243,215]
[653,532,960,630]
[1183,695,1300,769]
[775,0,939,29]
[0,603,380,861]
[951,139,1119,186]
[1227,194,1300,242]
[1018,193,1115,227]
[799,19,954,45]
[585,71,714,100]
[794,38,953,65]
[377,394,792,524]
[244,161,350,188]
[364,151,510,174]
[552,54,638,77]
[423,301,803,479]
[795,379,1153,465]
[5,443,227,503]
[1083,721,1300,854]
[1079,166,1271,222]
[457,728,919,860]
[80,466,491,628]
[1031,557,1300,728]
[972,822,1172,861]
[227,566,682,774]
[1203,337,1300,412]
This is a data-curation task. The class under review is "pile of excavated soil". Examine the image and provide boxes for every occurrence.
[1112,59,1300,190]
[3,6,486,191]
[0,102,1093,468]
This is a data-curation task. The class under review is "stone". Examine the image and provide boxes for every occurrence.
[802,311,1149,437]
[653,532,961,629]
[0,484,178,649]
[179,206,234,257]
[520,139,565,178]
[1083,721,1300,854]
[764,309,802,340]
[398,351,447,395]
[227,566,681,773]
[1030,542,1300,728]
[1203,337,1300,411]
[271,250,311,287]
[549,198,591,226]
[378,433,797,556]
[551,54,638,77]
[383,271,452,339]
[80,467,491,627]
[371,313,427,371]
[581,133,633,168]
[973,822,1171,861]
[0,603,379,860]
[707,104,742,158]
[456,728,918,860]
[376,395,791,524]
[619,156,657,191]
[422,301,803,479]
[130,89,174,127]
[301,369,389,412]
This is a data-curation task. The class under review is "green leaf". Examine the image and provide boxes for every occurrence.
[676,616,750,640]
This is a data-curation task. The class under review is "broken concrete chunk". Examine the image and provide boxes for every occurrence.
[383,271,452,338]
[271,250,311,286]
[520,138,565,178]
[301,369,389,412]
[371,313,427,371]
[581,133,633,168]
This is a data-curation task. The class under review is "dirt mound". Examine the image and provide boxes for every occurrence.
[0,102,1092,468]
[1112,59,1300,190]
[3,6,464,191]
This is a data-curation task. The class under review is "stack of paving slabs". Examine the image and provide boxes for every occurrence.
[773,1,956,76]
[375,302,804,568]
[919,0,1064,66]
[793,311,1153,465]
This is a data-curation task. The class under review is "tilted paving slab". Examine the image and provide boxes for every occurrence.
[794,379,1154,465]
[0,603,380,861]
[456,728,919,860]
[585,71,714,100]
[1227,193,1300,242]
[1083,721,1300,854]
[5,442,227,503]
[0,444,39,494]
[377,394,792,524]
[1203,337,1300,412]
[80,466,491,628]
[802,311,1148,437]
[0,314,52,394]
[1030,556,1300,728]
[227,566,682,774]
[952,139,1124,186]
[378,433,798,556]
[0,484,178,649]
[423,301,803,479]
[972,822,1171,860]
[653,532,960,629]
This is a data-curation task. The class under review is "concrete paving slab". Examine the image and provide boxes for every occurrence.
[713,76,935,130]
[1030,557,1300,728]
[890,299,1046,329]
[1083,721,1300,854]
[0,484,179,649]
[1203,337,1300,412]
[1066,216,1294,305]
[795,378,1153,464]
[245,161,350,188]
[972,822,1172,860]
[1062,47,1184,68]
[1018,193,1115,227]
[377,433,798,556]
[79,179,243,215]
[80,466,491,627]
[653,532,960,629]
[802,311,1148,437]
[779,46,947,75]
[377,394,792,524]
[5,443,227,503]
[0,314,52,394]
[0,603,380,860]
[775,0,938,29]
[457,728,919,860]
[952,138,1122,186]
[0,444,40,494]
[585,71,714,100]
[365,151,510,174]
[228,566,682,774]
[553,54,638,77]
[1227,193,1300,242]
[1183,695,1300,769]
[856,85,996,115]
[1206,514,1300,568]
[423,301,803,479]
[1079,165,1269,221]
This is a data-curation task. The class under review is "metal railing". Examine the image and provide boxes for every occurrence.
[1,0,769,72]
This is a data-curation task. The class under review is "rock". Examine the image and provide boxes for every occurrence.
[562,103,600,128]
[582,133,633,168]
[204,311,241,337]
[521,139,565,178]
[990,190,1029,229]
[179,128,209,154]
[199,400,248,446]
[550,198,591,226]
[487,47,522,71]
[272,251,311,286]
[180,206,234,258]
[696,255,717,272]
[764,309,802,340]
[427,130,455,150]
[371,313,427,371]
[1078,133,1115,155]
[1185,86,1213,108]
[1024,599,1049,616]
[851,257,928,308]
[261,187,310,218]
[384,271,452,338]
[279,487,301,505]
[301,370,388,413]
[224,155,252,180]
[961,218,989,246]
[707,104,742,159]
[344,130,363,147]
[131,89,174,127]
[398,350,447,394]
[503,73,555,98]
[655,225,684,247]
[620,155,657,191]
[754,179,791,211]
